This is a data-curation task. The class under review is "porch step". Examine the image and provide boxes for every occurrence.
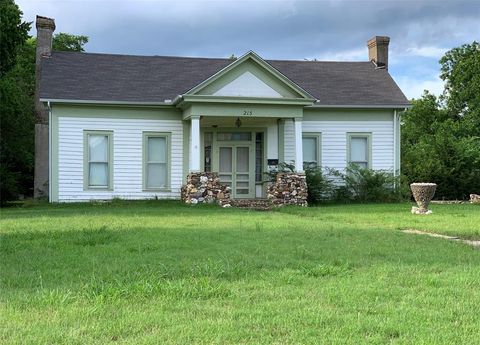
[230,199,272,211]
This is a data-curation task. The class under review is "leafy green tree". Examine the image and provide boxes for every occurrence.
[402,42,480,199]
[0,0,31,76]
[0,0,32,203]
[1,2,88,203]
[440,41,480,134]
[52,33,89,52]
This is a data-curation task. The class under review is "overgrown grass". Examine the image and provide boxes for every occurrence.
[1,201,479,344]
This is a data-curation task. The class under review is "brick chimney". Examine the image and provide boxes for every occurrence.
[367,36,390,70]
[34,15,55,199]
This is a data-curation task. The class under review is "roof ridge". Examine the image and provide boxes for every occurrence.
[51,50,232,61]
[51,50,372,64]
[267,59,371,64]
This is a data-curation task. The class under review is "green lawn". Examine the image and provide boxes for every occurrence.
[1,201,479,344]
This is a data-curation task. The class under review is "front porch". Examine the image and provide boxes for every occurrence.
[175,50,316,205]
[185,115,306,201]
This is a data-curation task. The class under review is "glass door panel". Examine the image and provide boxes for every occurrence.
[219,147,232,188]
[235,146,250,197]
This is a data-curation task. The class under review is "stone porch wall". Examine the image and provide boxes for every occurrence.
[181,172,231,207]
[267,172,308,207]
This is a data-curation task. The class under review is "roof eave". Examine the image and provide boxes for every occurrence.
[39,98,176,107]
[308,104,411,109]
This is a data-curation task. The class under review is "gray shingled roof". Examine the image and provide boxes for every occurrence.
[39,51,410,106]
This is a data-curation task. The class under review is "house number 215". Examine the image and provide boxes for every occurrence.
[243,110,253,115]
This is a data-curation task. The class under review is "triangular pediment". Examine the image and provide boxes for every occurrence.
[212,71,283,97]
[185,51,315,100]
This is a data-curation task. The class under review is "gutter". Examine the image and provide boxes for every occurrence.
[308,104,412,109]
[39,98,175,107]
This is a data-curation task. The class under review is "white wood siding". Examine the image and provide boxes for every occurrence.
[58,117,183,202]
[301,120,394,171]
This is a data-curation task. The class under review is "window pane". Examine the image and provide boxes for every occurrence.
[148,137,166,162]
[353,162,368,169]
[89,135,108,162]
[303,137,317,163]
[219,147,232,172]
[204,132,212,172]
[217,132,251,141]
[350,137,367,162]
[89,162,108,186]
[147,163,167,188]
[255,133,263,182]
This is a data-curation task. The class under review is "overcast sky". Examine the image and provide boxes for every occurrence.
[17,0,480,99]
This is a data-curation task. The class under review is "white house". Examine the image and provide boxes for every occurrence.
[35,16,409,203]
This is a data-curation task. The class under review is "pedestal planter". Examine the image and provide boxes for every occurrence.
[410,183,437,215]
[470,194,480,204]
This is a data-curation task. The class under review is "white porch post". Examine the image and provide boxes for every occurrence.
[294,117,304,172]
[190,116,201,172]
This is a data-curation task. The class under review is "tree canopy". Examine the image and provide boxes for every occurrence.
[402,42,480,199]
[0,1,88,203]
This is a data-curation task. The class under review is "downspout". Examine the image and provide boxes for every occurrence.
[393,109,397,177]
[47,101,52,202]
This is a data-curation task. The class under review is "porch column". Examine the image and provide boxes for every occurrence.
[190,116,201,172]
[294,118,304,172]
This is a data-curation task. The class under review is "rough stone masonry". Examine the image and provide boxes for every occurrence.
[267,172,308,207]
[181,172,232,207]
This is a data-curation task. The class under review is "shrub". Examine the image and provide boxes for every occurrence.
[264,162,406,204]
[263,162,295,182]
[331,164,405,203]
[304,166,336,204]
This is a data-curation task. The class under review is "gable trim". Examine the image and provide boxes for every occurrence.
[184,51,317,101]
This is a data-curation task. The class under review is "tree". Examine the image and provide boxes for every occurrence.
[0,0,31,76]
[440,41,480,134]
[402,42,480,200]
[0,0,32,203]
[0,2,88,203]
[52,33,89,52]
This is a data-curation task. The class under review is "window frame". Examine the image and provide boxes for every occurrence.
[347,132,372,169]
[142,131,171,191]
[83,130,114,191]
[302,132,321,169]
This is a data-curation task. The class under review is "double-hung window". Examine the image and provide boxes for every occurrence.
[302,133,321,169]
[84,131,113,190]
[347,133,371,169]
[143,132,170,190]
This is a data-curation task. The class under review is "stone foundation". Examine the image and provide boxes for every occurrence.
[267,172,308,207]
[181,172,231,206]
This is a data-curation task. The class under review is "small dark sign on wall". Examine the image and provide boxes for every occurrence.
[267,159,279,166]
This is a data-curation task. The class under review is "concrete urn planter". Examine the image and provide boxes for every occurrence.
[410,183,437,215]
